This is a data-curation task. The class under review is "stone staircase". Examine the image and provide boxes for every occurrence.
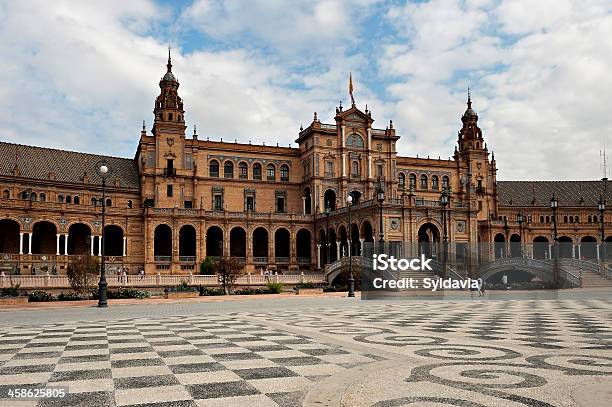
[558,258,612,288]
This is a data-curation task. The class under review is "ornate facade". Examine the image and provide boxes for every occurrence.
[0,56,610,276]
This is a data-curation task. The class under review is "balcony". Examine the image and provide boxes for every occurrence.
[253,257,268,265]
[163,168,176,177]
[154,256,172,262]
[178,256,196,262]
[275,257,290,264]
[297,257,311,264]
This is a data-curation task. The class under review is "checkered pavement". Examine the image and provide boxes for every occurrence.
[0,316,380,407]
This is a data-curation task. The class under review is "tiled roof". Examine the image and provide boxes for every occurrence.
[0,142,139,190]
[497,180,610,208]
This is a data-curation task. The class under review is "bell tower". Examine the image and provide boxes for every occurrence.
[152,48,186,137]
[457,89,485,154]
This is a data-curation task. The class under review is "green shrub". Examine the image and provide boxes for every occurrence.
[57,292,83,301]
[28,290,56,302]
[111,287,150,299]
[199,287,225,296]
[174,281,195,292]
[1,283,20,297]
[266,282,283,294]
[200,257,216,275]
[294,282,317,289]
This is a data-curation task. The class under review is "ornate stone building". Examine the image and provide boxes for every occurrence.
[0,55,609,276]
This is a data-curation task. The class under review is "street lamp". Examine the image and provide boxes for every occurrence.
[550,193,559,287]
[347,194,355,297]
[517,211,525,257]
[97,162,110,307]
[439,190,449,277]
[377,185,385,252]
[598,196,606,262]
[325,205,331,264]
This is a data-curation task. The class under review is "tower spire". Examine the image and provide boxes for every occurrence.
[467,86,472,109]
[167,46,172,73]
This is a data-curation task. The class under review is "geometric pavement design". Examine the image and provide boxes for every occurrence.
[0,298,611,406]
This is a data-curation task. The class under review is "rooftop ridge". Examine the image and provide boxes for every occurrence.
[0,140,134,162]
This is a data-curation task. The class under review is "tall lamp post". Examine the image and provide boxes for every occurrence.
[550,193,559,288]
[97,163,110,308]
[377,185,385,253]
[347,194,355,297]
[439,190,449,278]
[598,196,606,263]
[517,211,525,258]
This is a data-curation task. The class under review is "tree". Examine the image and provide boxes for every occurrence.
[200,256,215,275]
[66,254,99,297]
[216,257,244,294]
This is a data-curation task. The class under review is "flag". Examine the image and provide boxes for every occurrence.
[349,72,355,106]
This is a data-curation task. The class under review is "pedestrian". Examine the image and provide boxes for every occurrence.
[31,266,36,275]
[478,278,486,297]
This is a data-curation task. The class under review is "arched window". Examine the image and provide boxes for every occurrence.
[563,215,568,223]
[442,176,450,189]
[266,164,276,181]
[73,196,79,205]
[540,215,544,223]
[66,195,72,204]
[594,215,598,223]
[398,173,406,189]
[253,163,262,180]
[588,215,592,223]
[30,192,37,201]
[2,190,9,199]
[239,162,248,179]
[432,175,439,190]
[546,216,550,223]
[409,174,416,189]
[39,193,45,202]
[346,134,364,147]
[224,161,234,178]
[127,200,133,208]
[91,197,97,206]
[209,160,219,177]
[58,194,64,203]
[280,164,289,182]
[351,161,360,176]
[420,174,428,189]
[106,198,112,207]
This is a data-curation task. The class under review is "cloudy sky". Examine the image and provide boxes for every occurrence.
[0,0,611,180]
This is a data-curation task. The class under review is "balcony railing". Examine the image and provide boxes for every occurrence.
[154,256,172,262]
[275,257,290,264]
[253,257,268,264]
[178,256,196,262]
[163,168,176,176]
[297,257,311,264]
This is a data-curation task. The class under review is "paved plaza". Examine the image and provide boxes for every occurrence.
[0,297,611,406]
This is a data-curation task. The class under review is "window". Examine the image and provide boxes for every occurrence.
[30,192,37,201]
[432,176,439,190]
[409,174,416,189]
[2,190,9,199]
[276,196,286,212]
[351,160,360,176]
[39,193,45,202]
[168,112,173,121]
[377,164,383,177]
[91,197,97,206]
[478,201,482,211]
[165,159,174,176]
[253,163,262,180]
[224,161,234,178]
[540,215,544,223]
[184,201,192,209]
[144,198,155,208]
[280,165,289,182]
[127,200,133,208]
[66,195,72,204]
[588,215,592,223]
[73,196,79,205]
[214,194,223,211]
[167,184,173,197]
[267,164,276,181]
[594,215,598,223]
[442,176,450,189]
[239,162,248,179]
[246,196,254,211]
[477,179,483,191]
[546,216,550,223]
[185,154,193,170]
[106,198,112,207]
[420,174,428,189]
[398,173,405,189]
[325,161,334,177]
[58,194,64,203]
[209,160,219,177]
[346,134,364,148]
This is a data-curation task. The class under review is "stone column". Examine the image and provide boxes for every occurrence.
[63,234,68,255]
[359,238,365,255]
[97,236,102,257]
[123,236,127,256]
[28,234,32,255]
[302,197,306,214]
[316,244,321,269]
[336,241,341,260]
[19,232,23,255]
[56,234,60,255]
[90,236,94,256]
